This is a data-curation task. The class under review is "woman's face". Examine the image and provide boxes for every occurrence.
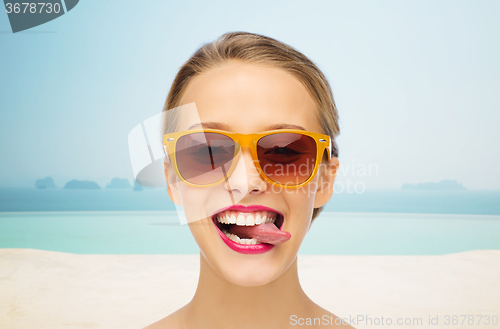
[165,61,338,286]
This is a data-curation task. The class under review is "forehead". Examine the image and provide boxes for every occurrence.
[176,61,321,133]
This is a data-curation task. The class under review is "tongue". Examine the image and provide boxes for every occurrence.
[229,223,291,245]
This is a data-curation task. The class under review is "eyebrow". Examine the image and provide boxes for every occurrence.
[187,122,231,130]
[265,123,307,131]
[187,122,307,131]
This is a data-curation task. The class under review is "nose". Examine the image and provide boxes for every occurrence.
[224,147,268,196]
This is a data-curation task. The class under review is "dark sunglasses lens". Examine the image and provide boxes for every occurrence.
[257,133,317,185]
[176,132,235,185]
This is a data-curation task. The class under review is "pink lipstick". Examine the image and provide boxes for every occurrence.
[211,204,290,254]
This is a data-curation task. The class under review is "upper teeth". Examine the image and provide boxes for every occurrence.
[216,211,277,226]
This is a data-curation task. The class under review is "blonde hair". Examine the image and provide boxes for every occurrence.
[163,31,339,221]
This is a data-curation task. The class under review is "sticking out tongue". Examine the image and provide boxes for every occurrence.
[229,223,291,245]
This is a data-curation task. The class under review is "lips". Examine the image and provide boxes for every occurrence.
[211,205,291,254]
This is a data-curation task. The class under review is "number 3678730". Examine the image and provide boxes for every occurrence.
[5,3,61,14]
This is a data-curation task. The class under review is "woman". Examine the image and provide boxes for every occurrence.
[147,32,353,329]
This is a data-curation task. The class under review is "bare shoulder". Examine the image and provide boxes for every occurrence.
[307,302,356,329]
[143,306,187,329]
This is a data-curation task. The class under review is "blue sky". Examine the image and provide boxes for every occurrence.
[1,0,499,189]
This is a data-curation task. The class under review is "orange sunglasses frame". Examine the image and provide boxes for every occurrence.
[163,129,333,189]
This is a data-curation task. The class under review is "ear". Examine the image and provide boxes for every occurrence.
[313,157,339,208]
[164,158,182,206]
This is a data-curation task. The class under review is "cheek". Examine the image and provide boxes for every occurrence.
[177,184,235,224]
[179,185,219,256]
[177,184,210,223]
[283,182,318,239]
[287,180,317,215]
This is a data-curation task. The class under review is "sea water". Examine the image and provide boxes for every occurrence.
[1,188,499,214]
[0,188,499,254]
[1,210,499,255]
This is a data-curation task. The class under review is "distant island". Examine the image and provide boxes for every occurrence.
[64,180,101,189]
[106,178,132,189]
[401,179,466,190]
[35,177,56,189]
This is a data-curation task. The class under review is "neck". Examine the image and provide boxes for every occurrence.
[185,253,312,329]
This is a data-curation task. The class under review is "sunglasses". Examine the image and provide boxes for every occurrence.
[163,129,332,188]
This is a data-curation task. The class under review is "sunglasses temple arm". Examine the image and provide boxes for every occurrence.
[329,139,333,159]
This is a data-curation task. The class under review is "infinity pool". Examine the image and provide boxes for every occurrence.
[1,211,499,255]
